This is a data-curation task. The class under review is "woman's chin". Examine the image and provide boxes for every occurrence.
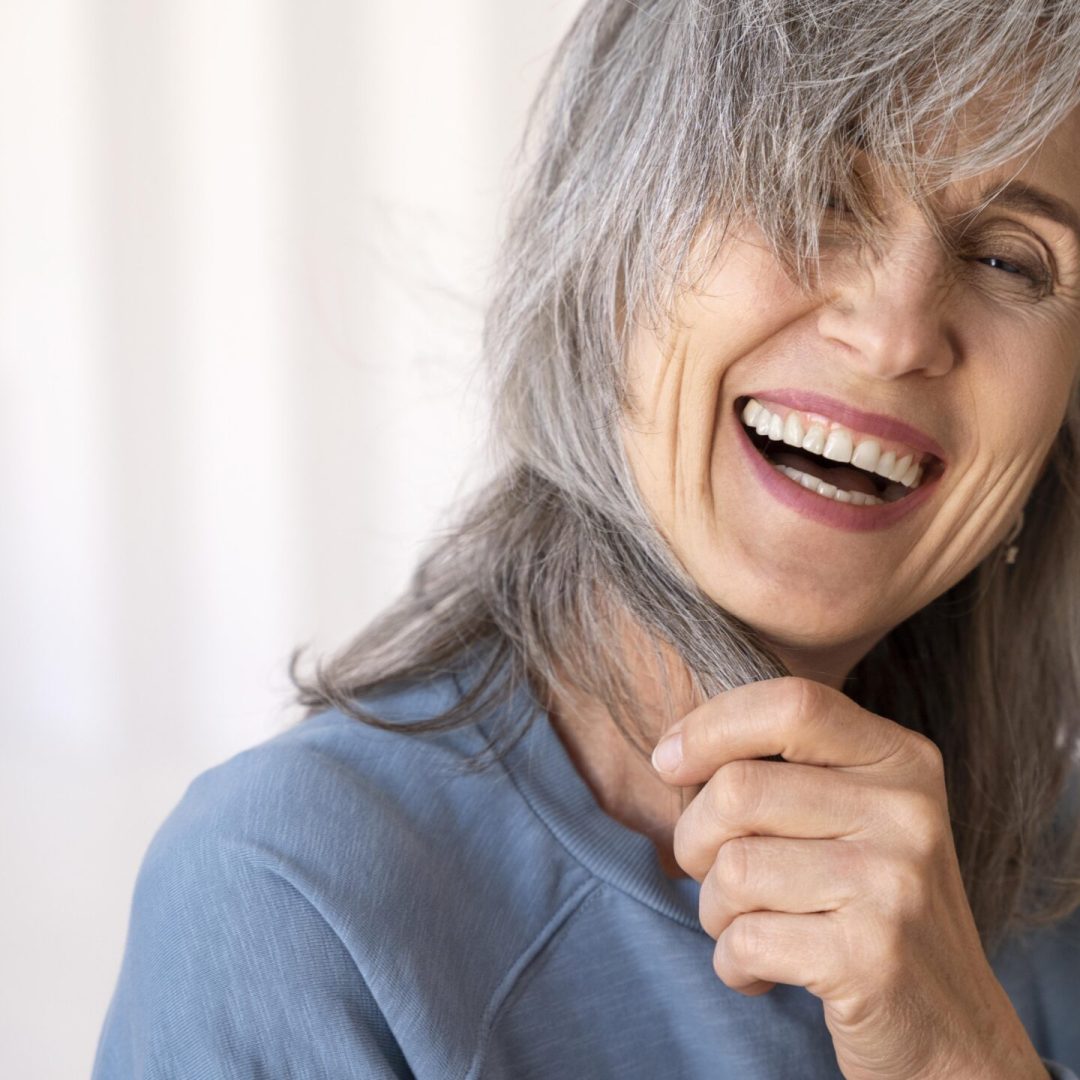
[744,618,885,688]
[705,582,888,671]
[751,615,876,655]
[691,545,892,638]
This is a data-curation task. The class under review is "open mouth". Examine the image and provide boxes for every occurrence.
[735,396,944,506]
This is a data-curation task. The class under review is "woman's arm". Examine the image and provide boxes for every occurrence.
[92,792,413,1079]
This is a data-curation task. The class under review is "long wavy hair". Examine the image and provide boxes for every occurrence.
[290,0,1080,956]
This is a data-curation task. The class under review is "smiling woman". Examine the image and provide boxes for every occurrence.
[95,2,1080,1079]
[618,106,1080,683]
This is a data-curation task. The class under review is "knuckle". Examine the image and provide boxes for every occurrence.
[904,790,946,852]
[909,731,945,773]
[712,935,731,981]
[727,914,764,962]
[713,759,765,823]
[877,788,944,853]
[832,837,870,885]
[698,867,720,937]
[699,860,735,939]
[714,837,753,894]
[672,810,717,881]
[877,852,929,920]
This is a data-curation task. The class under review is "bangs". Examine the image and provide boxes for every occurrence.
[623,0,1080,308]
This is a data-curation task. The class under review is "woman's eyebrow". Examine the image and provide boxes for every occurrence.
[971,179,1080,243]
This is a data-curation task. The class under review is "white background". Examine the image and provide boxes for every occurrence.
[0,2,579,1075]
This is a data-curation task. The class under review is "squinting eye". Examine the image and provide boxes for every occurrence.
[982,256,1027,276]
[977,253,1052,294]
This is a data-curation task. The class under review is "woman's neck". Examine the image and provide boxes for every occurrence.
[543,661,694,877]
[541,628,864,878]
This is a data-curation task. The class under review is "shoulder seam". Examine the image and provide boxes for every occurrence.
[464,877,600,1080]
[248,851,415,1076]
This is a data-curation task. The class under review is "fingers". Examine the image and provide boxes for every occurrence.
[698,835,860,939]
[712,911,844,997]
[652,677,912,786]
[673,759,876,880]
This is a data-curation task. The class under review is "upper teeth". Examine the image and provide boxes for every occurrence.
[742,397,926,489]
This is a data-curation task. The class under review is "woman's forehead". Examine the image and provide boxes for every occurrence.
[847,103,1080,221]
[1012,102,1080,193]
[939,106,1080,229]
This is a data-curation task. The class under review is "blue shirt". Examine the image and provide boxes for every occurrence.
[94,658,1080,1079]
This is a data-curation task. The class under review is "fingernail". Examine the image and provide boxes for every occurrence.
[651,731,683,773]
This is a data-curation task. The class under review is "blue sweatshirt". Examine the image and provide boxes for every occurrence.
[93,657,1080,1079]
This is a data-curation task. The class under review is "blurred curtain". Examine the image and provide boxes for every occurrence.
[0,2,575,1076]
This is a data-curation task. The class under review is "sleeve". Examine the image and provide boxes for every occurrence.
[1044,1061,1080,1080]
[91,793,414,1080]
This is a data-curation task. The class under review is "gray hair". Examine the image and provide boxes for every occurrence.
[291,0,1080,955]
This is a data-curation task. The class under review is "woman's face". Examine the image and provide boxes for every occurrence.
[622,106,1080,683]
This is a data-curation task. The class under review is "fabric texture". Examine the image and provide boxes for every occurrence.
[94,655,1080,1079]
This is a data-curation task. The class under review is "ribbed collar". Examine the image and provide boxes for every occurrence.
[456,652,704,931]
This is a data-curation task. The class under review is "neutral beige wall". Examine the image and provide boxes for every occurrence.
[0,2,580,1075]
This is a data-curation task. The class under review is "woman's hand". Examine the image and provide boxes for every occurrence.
[650,676,1046,1080]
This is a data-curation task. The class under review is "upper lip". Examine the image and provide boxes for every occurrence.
[743,388,947,463]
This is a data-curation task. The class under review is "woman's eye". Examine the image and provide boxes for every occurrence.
[975,252,1053,295]
[982,255,1029,276]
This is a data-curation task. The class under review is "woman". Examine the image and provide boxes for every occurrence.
[95,1,1080,1077]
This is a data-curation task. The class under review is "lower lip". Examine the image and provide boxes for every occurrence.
[734,411,939,532]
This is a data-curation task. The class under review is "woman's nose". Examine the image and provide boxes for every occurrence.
[815,233,960,380]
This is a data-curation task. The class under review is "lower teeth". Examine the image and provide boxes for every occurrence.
[774,463,883,505]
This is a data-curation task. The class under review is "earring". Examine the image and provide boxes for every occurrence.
[1003,509,1025,566]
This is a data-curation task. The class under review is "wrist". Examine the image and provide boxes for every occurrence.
[920,976,1046,1080]
[944,992,1047,1080]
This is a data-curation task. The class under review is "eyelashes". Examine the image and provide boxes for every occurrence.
[977,254,1052,292]
[816,207,1056,298]
[964,230,1055,296]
